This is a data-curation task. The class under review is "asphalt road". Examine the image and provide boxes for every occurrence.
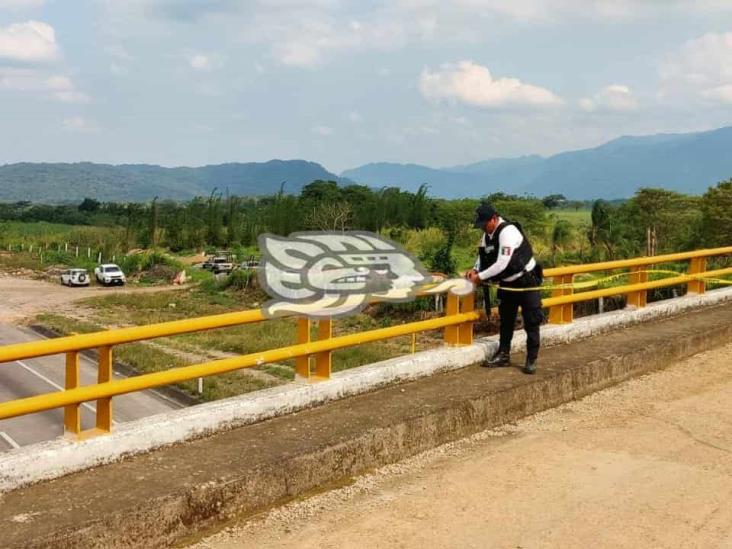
[0,323,184,452]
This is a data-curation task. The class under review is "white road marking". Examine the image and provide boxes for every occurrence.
[0,431,21,449]
[22,328,184,409]
[14,360,118,425]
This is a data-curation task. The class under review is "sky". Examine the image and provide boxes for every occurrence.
[2,1,732,173]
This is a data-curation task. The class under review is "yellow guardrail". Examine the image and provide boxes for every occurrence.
[541,245,732,323]
[0,246,730,440]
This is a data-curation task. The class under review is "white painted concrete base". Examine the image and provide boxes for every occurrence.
[2,287,731,493]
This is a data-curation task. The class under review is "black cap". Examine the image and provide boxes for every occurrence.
[473,203,497,228]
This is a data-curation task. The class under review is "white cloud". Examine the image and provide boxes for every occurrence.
[0,20,59,62]
[347,111,362,123]
[244,9,416,67]
[660,32,732,104]
[0,0,45,8]
[110,63,129,76]
[393,0,732,24]
[701,84,732,103]
[45,75,90,103]
[312,125,333,136]
[274,41,321,67]
[419,61,562,108]
[62,116,98,132]
[105,44,132,61]
[0,68,89,102]
[190,54,210,70]
[96,0,732,75]
[580,84,638,112]
[189,53,223,71]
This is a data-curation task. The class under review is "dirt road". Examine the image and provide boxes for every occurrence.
[196,342,732,549]
[0,274,186,322]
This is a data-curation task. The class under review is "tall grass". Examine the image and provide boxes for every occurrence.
[0,221,126,252]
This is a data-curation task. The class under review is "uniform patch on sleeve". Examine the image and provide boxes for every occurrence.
[501,246,512,256]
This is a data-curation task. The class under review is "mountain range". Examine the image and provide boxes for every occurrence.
[0,160,345,203]
[342,126,732,199]
[1,126,731,203]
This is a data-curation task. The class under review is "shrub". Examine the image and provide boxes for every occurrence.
[220,269,254,291]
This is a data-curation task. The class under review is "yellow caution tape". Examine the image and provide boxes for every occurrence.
[493,268,732,292]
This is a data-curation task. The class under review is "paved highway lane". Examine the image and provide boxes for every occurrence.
[0,323,185,452]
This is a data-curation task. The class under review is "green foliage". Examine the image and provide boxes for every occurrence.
[542,194,566,209]
[2,180,725,282]
[700,179,732,247]
[550,219,574,265]
[118,250,183,274]
[78,198,101,212]
[403,227,448,271]
[485,193,549,237]
[219,269,255,291]
[631,188,701,252]
[431,231,457,276]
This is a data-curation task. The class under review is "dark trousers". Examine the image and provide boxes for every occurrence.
[496,276,543,360]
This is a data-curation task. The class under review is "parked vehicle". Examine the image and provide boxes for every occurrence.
[240,256,260,270]
[60,268,90,287]
[202,251,235,274]
[95,264,126,286]
[211,256,235,274]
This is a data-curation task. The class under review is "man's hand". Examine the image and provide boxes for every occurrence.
[465,269,480,285]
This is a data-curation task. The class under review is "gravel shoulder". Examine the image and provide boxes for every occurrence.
[194,342,732,549]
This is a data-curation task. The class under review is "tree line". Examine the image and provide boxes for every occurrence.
[1,179,730,275]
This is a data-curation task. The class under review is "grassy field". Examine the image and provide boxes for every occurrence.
[0,221,125,248]
[552,209,591,227]
[0,220,76,237]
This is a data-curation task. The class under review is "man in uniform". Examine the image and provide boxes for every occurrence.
[466,203,543,374]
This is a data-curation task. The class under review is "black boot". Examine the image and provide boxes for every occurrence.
[522,356,537,375]
[484,348,510,368]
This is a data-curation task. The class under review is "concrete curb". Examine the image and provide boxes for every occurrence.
[1,287,731,493]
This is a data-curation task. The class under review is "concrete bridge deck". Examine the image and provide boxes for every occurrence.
[2,302,732,548]
[198,342,732,549]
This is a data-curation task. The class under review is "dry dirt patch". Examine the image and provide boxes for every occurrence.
[0,274,186,323]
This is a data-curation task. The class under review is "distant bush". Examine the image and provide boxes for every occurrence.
[119,251,184,274]
[138,264,178,285]
[219,269,255,291]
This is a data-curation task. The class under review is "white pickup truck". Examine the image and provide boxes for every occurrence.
[95,264,126,286]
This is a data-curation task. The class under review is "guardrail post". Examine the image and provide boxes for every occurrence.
[688,257,706,294]
[445,293,460,345]
[314,319,332,379]
[64,351,81,436]
[96,345,113,432]
[295,317,311,379]
[548,275,574,324]
[626,266,648,308]
[458,292,475,345]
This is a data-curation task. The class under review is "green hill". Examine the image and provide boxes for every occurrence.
[0,160,344,203]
